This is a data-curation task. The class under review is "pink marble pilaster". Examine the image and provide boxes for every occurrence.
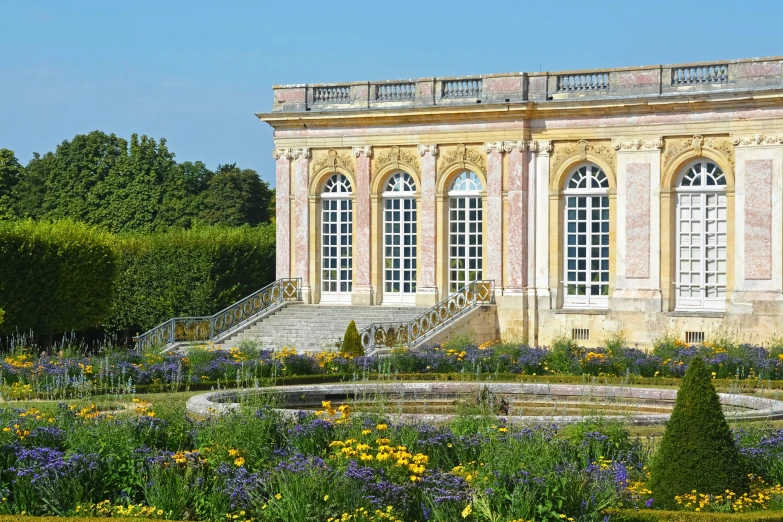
[484,143,504,288]
[745,159,773,280]
[274,149,292,279]
[417,145,439,291]
[504,142,528,291]
[625,163,651,279]
[352,147,373,292]
[292,148,311,288]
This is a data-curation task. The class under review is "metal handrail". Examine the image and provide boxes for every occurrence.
[359,280,494,354]
[133,278,301,352]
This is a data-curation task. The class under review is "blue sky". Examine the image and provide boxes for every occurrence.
[1,0,780,185]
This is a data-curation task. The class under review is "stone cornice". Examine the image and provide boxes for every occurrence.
[417,144,439,157]
[352,146,373,157]
[611,138,663,151]
[730,133,783,146]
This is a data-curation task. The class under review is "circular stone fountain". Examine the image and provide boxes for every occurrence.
[186,382,783,426]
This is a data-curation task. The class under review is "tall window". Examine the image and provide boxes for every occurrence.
[321,174,353,303]
[383,172,417,304]
[675,160,727,310]
[563,164,609,308]
[449,171,483,293]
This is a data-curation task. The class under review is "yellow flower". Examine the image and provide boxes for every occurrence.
[324,495,329,501]
[462,504,472,518]
[376,424,388,431]
[234,457,245,467]
[275,493,282,500]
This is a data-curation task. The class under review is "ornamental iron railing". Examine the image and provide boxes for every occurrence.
[359,280,494,354]
[134,278,301,352]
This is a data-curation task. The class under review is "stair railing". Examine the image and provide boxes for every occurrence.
[359,280,494,354]
[133,278,301,352]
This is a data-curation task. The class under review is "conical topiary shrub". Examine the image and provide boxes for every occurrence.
[649,356,747,508]
[341,320,364,357]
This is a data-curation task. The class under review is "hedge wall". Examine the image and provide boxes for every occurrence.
[607,509,783,522]
[0,220,116,336]
[107,224,275,335]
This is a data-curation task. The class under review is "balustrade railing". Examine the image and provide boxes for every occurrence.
[671,64,728,85]
[376,82,415,101]
[134,278,301,352]
[359,280,494,354]
[442,78,483,98]
[313,85,351,103]
[557,72,609,91]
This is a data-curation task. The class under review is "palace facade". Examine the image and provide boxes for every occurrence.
[258,56,783,347]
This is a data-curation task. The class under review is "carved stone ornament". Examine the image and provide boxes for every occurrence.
[730,134,783,146]
[374,145,420,175]
[272,148,293,160]
[502,141,527,152]
[417,144,439,156]
[483,142,505,154]
[662,135,735,173]
[289,148,311,159]
[312,148,354,175]
[551,140,616,175]
[437,144,487,175]
[352,146,373,157]
[611,138,663,151]
[530,140,552,154]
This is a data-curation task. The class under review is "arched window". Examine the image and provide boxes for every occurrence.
[321,174,353,303]
[563,164,610,308]
[382,172,417,304]
[448,171,483,293]
[675,160,727,310]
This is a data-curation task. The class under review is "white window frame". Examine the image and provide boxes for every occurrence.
[448,171,483,294]
[382,172,418,305]
[320,174,353,304]
[674,160,727,311]
[562,163,610,309]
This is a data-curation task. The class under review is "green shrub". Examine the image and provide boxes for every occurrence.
[341,320,364,357]
[606,509,783,522]
[0,220,116,337]
[650,356,748,508]
[107,224,275,335]
[547,331,580,374]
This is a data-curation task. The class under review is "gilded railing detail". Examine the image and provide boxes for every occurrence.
[134,278,301,352]
[359,280,493,354]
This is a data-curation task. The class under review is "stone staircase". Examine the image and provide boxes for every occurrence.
[217,304,429,352]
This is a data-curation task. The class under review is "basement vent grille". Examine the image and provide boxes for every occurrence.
[685,331,705,344]
[572,328,590,341]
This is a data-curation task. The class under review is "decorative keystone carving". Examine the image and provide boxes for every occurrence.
[438,144,487,175]
[289,148,311,159]
[662,135,734,173]
[417,144,439,156]
[352,146,373,157]
[312,148,354,175]
[551,140,616,174]
[373,145,420,175]
[272,148,293,160]
[483,142,506,154]
[611,138,663,151]
[730,134,783,146]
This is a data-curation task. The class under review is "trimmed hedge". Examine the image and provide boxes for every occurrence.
[0,220,116,336]
[607,509,783,522]
[107,225,275,335]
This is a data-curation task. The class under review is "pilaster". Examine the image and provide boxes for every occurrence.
[273,148,293,280]
[532,141,552,309]
[416,144,439,306]
[484,142,505,293]
[291,148,312,302]
[503,141,528,296]
[352,146,374,305]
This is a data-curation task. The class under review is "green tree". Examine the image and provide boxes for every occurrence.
[0,148,24,220]
[199,164,272,227]
[649,356,748,508]
[341,320,364,357]
[12,152,53,219]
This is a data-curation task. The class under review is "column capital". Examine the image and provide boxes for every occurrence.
[503,140,528,152]
[272,148,292,160]
[730,133,783,147]
[611,137,663,151]
[417,144,439,157]
[290,147,311,159]
[483,142,505,154]
[352,145,373,157]
[531,140,552,155]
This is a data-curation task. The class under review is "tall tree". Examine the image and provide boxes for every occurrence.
[0,149,24,220]
[199,164,272,227]
[13,152,54,220]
